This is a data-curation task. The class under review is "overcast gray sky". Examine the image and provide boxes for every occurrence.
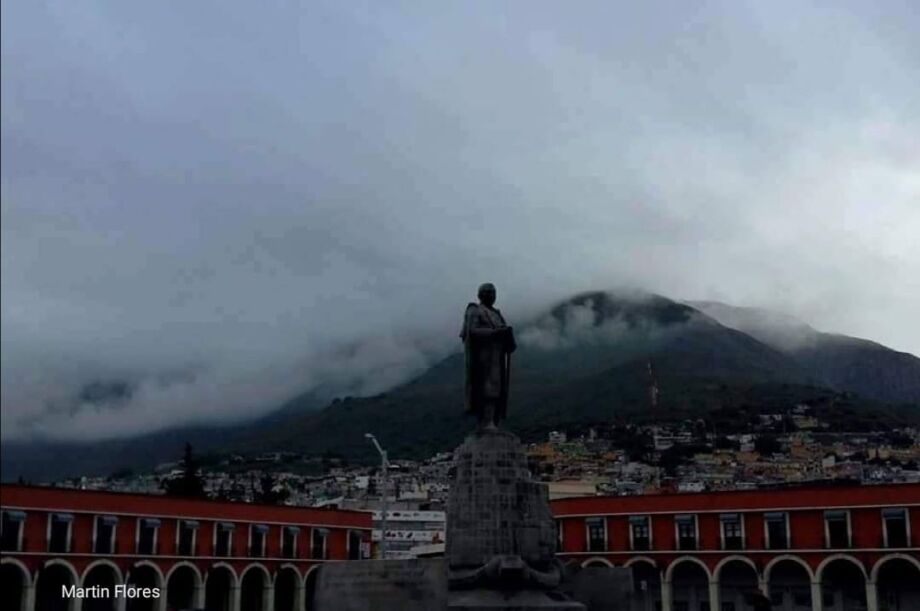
[3,1,919,441]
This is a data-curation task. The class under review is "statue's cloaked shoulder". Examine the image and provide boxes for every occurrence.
[460,302,480,341]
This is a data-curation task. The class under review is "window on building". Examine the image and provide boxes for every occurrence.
[720,513,743,550]
[49,513,73,553]
[1,510,26,551]
[629,515,651,551]
[348,529,364,560]
[94,515,118,554]
[824,510,849,548]
[675,514,697,550]
[215,522,235,557]
[282,526,299,558]
[765,512,788,550]
[177,520,198,556]
[882,508,908,548]
[250,524,268,557]
[137,518,160,555]
[586,517,606,552]
[311,528,328,559]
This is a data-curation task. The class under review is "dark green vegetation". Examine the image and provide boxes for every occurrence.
[4,292,919,480]
[244,292,918,464]
[691,301,920,404]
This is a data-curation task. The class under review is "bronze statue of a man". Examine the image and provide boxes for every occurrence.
[459,283,516,429]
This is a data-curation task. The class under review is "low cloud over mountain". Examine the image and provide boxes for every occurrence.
[3,1,919,442]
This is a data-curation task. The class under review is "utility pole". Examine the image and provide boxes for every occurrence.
[365,433,389,559]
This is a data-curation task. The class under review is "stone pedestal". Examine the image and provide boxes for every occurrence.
[447,429,556,570]
[313,560,447,611]
[306,429,589,611]
[447,429,584,610]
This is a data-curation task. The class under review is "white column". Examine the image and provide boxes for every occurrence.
[21,585,35,611]
[865,581,879,611]
[708,580,720,611]
[115,593,127,611]
[295,585,305,611]
[660,579,673,611]
[811,581,824,611]
[759,576,769,597]
[231,585,241,611]
[194,583,205,609]
[155,587,167,611]
[264,585,275,611]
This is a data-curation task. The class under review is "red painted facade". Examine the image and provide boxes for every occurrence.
[550,483,920,611]
[1,484,372,611]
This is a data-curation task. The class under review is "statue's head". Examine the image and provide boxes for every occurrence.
[477,283,497,306]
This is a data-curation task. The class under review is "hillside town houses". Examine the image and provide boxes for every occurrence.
[33,404,919,564]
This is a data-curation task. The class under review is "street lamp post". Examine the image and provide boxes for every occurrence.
[365,433,389,559]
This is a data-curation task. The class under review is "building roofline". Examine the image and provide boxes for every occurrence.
[0,483,372,517]
[550,481,920,505]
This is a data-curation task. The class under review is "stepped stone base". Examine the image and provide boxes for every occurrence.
[312,560,446,611]
[448,589,586,610]
[309,428,593,610]
[447,428,584,610]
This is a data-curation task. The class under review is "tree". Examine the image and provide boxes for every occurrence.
[162,442,207,498]
[754,435,781,456]
[255,473,289,505]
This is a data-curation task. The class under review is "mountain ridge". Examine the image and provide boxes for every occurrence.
[3,291,918,481]
[690,300,920,404]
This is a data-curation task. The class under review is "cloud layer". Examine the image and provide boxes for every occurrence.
[3,1,919,441]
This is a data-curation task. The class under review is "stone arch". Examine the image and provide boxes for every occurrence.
[1,558,31,611]
[873,553,920,611]
[581,557,614,568]
[713,555,759,582]
[303,565,321,611]
[40,558,80,580]
[208,562,239,586]
[82,560,123,611]
[240,562,272,584]
[166,561,203,611]
[765,556,814,611]
[126,561,165,611]
[665,555,712,582]
[628,557,662,609]
[1,557,32,586]
[666,556,712,611]
[715,556,760,611]
[274,564,302,611]
[127,559,166,585]
[816,553,867,582]
[166,560,203,585]
[870,553,920,583]
[275,563,301,585]
[240,563,272,611]
[818,554,868,611]
[205,563,238,611]
[764,554,816,584]
[35,559,80,611]
[81,559,124,585]
[624,556,657,569]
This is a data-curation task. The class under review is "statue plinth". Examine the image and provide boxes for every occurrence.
[446,429,584,610]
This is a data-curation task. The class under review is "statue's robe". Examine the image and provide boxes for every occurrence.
[459,303,516,423]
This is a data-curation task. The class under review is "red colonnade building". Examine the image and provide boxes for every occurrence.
[551,482,920,611]
[0,484,372,611]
